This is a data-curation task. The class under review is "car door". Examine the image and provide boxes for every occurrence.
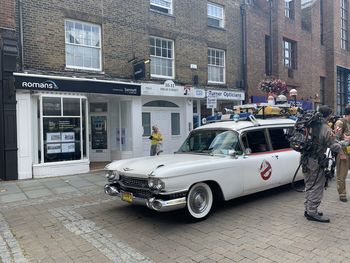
[267,126,301,184]
[239,128,281,194]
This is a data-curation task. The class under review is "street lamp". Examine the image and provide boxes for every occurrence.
[290,89,298,107]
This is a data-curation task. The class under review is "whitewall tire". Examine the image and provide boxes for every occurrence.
[186,182,213,221]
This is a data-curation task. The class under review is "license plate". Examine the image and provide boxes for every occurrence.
[121,192,133,203]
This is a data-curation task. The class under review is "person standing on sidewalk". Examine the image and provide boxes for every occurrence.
[149,125,163,156]
[303,106,342,223]
[334,105,350,202]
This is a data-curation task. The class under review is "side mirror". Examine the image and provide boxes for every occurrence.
[228,150,238,159]
[244,148,252,155]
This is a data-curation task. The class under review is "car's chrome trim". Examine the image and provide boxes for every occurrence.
[104,184,187,212]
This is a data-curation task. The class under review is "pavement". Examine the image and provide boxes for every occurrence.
[0,172,350,263]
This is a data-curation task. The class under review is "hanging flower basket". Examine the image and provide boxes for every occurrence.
[258,77,288,96]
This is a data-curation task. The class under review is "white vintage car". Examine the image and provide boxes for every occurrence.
[104,116,303,220]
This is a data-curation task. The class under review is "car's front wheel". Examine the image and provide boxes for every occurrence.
[186,182,213,221]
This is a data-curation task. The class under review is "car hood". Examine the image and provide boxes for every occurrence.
[105,153,221,178]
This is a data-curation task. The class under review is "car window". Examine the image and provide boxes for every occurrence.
[178,129,241,155]
[209,131,242,155]
[241,129,269,153]
[268,127,292,150]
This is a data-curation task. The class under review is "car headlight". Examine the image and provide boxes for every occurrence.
[148,178,165,190]
[105,170,120,180]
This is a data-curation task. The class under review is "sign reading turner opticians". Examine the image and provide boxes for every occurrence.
[14,74,141,96]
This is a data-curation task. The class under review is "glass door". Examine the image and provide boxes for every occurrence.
[89,103,110,161]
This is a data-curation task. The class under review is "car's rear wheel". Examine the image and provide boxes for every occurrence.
[186,182,213,221]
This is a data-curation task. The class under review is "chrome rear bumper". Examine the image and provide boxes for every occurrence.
[104,184,187,212]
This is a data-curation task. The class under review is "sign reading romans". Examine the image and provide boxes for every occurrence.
[14,74,141,96]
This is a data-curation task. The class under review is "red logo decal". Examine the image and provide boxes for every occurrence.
[259,160,272,180]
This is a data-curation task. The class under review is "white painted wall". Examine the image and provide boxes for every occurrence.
[141,96,193,156]
[16,92,33,179]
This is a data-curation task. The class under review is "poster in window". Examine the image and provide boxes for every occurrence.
[61,143,75,153]
[47,132,61,143]
[61,132,75,142]
[91,116,107,149]
[47,143,61,154]
[116,128,126,145]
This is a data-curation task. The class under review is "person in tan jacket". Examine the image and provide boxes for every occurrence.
[334,105,350,202]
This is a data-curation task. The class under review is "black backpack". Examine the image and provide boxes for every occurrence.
[289,111,323,154]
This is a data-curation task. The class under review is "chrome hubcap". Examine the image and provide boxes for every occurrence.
[190,187,208,214]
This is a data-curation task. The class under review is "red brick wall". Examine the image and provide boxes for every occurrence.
[0,0,15,29]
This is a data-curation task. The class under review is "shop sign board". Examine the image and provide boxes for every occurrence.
[141,82,203,98]
[206,93,217,109]
[207,90,245,101]
[14,74,141,96]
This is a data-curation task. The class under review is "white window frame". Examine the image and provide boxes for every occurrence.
[208,48,225,84]
[341,0,348,50]
[150,36,175,79]
[284,0,294,19]
[207,2,225,28]
[150,0,173,14]
[65,19,102,71]
[39,94,89,164]
[283,39,296,69]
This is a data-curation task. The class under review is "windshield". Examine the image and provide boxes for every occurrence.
[178,129,242,155]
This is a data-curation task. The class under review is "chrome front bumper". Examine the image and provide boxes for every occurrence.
[104,184,187,212]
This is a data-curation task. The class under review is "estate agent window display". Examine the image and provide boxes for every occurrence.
[39,95,88,163]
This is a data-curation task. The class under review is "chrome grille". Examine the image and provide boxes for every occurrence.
[120,175,148,189]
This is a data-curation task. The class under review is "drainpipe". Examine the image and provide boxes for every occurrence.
[268,0,273,76]
[240,2,248,103]
[18,0,24,71]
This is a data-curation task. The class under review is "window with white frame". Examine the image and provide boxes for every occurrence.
[208,48,225,83]
[65,20,101,71]
[341,0,348,50]
[284,0,294,19]
[283,39,297,69]
[207,2,224,28]
[39,95,88,163]
[150,36,174,79]
[150,0,172,14]
[171,113,180,135]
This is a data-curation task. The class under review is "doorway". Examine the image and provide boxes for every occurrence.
[89,102,110,162]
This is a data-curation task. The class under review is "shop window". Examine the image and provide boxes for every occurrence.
[120,101,132,151]
[40,95,87,163]
[143,100,179,107]
[171,112,180,135]
[43,97,61,116]
[142,112,151,136]
[63,98,80,116]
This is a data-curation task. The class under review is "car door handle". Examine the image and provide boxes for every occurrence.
[272,155,279,159]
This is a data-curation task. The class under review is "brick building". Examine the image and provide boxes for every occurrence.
[13,0,245,179]
[0,0,18,180]
[244,0,350,113]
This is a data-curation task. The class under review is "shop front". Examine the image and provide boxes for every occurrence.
[193,89,245,128]
[14,73,141,179]
[141,81,198,156]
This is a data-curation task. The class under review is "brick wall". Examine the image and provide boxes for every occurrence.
[20,0,243,89]
[246,0,327,106]
[0,0,15,29]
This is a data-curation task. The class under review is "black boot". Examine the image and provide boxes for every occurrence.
[304,211,323,217]
[305,212,330,223]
